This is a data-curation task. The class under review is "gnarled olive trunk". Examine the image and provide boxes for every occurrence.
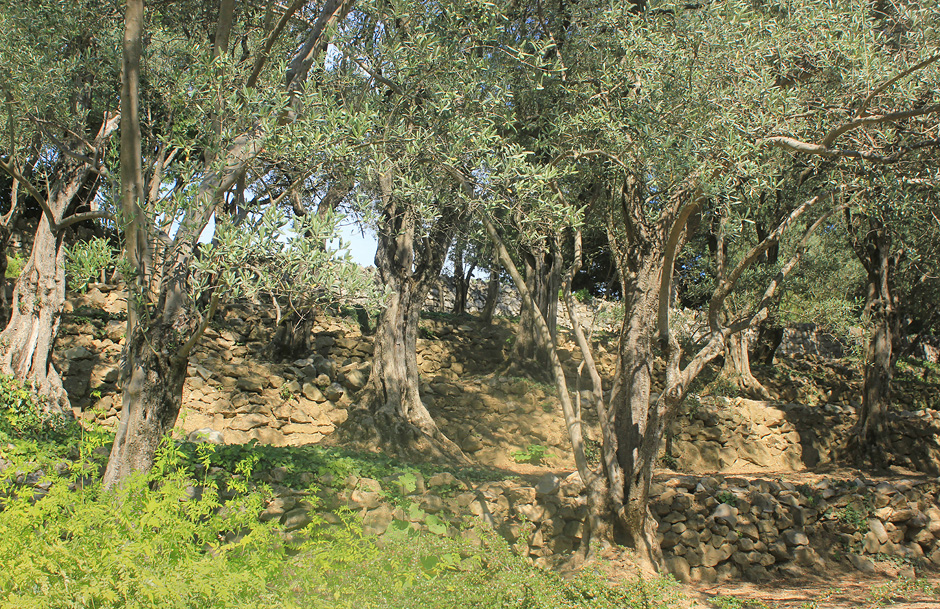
[846,214,899,469]
[350,174,464,461]
[512,238,561,368]
[363,281,463,459]
[720,330,771,399]
[0,219,69,412]
[852,228,898,468]
[609,271,666,566]
[102,322,190,488]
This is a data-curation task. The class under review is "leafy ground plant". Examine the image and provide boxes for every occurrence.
[0,383,688,609]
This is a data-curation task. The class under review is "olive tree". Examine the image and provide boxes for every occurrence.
[0,0,122,412]
[471,0,870,567]
[104,0,362,488]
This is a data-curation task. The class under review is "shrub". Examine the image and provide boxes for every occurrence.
[4,254,25,279]
[0,374,75,443]
[511,444,554,465]
[65,237,114,292]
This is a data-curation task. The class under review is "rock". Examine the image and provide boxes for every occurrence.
[342,368,368,391]
[783,530,809,547]
[236,375,266,393]
[862,531,883,554]
[701,544,733,568]
[711,503,738,527]
[188,428,224,444]
[665,556,691,583]
[64,346,93,360]
[227,413,268,431]
[363,505,393,535]
[794,546,821,568]
[869,518,889,544]
[536,474,560,496]
[261,496,298,522]
[325,383,345,402]
[281,507,313,531]
[302,383,326,402]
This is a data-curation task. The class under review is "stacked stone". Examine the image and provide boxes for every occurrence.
[669,399,809,473]
[667,398,940,476]
[652,475,940,582]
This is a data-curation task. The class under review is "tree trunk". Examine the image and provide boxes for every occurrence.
[102,322,189,487]
[720,330,771,398]
[271,313,314,360]
[0,219,69,413]
[360,281,464,459]
[348,170,464,461]
[752,318,784,365]
[481,263,500,324]
[610,275,665,567]
[513,240,561,368]
[451,238,469,316]
[0,225,11,326]
[850,223,898,469]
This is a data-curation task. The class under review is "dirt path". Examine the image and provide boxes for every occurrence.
[692,570,940,608]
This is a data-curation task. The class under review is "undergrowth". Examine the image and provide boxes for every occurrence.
[0,374,686,608]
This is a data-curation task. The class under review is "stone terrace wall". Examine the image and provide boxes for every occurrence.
[668,398,940,475]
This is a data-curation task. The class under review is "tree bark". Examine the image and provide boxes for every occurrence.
[102,0,348,488]
[512,238,561,369]
[610,270,665,566]
[847,216,898,468]
[481,257,501,324]
[349,170,465,461]
[0,218,70,413]
[720,329,771,398]
[101,322,190,487]
[0,127,118,413]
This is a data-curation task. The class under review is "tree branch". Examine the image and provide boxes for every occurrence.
[657,188,703,344]
[859,53,940,118]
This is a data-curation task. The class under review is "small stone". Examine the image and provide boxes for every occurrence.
[281,507,313,531]
[783,530,809,546]
[536,474,560,496]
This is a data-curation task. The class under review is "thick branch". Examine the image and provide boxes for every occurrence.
[247,0,304,88]
[657,188,703,344]
[707,194,821,331]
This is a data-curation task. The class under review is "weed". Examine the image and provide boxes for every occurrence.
[716,490,737,507]
[511,444,554,465]
[5,253,25,279]
[660,453,678,469]
[833,502,870,534]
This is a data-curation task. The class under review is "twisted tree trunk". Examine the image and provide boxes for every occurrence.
[720,330,771,398]
[848,217,898,469]
[348,170,465,461]
[102,320,191,487]
[0,218,69,412]
[0,125,118,413]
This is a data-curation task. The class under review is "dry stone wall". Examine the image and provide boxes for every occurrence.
[669,397,940,475]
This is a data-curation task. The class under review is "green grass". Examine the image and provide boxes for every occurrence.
[0,374,687,609]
